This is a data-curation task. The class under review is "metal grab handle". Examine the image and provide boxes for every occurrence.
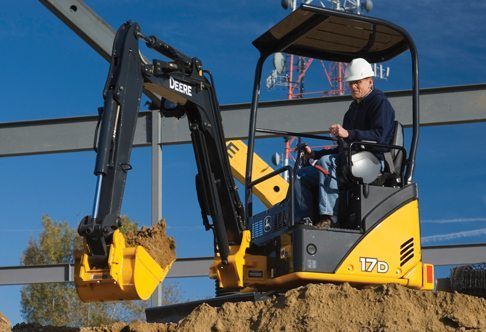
[256,128,336,142]
[249,165,292,188]
[348,141,406,155]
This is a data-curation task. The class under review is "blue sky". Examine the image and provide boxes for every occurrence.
[0,0,485,325]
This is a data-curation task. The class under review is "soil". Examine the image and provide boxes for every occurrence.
[124,219,176,269]
[0,311,10,332]
[10,283,486,332]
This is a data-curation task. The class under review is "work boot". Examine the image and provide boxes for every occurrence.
[314,216,332,229]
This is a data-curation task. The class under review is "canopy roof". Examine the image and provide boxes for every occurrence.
[253,5,411,63]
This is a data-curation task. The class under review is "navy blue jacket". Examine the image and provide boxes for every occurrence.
[315,89,395,159]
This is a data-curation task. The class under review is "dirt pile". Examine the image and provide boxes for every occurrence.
[12,283,486,331]
[0,311,11,332]
[175,283,486,331]
[124,219,176,268]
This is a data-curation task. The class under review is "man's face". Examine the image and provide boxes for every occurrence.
[347,77,373,101]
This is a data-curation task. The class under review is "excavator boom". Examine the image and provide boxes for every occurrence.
[76,21,248,301]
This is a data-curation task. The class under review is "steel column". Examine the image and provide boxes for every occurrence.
[150,110,163,306]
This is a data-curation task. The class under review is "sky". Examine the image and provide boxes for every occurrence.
[0,0,486,325]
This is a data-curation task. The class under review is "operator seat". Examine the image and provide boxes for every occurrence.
[341,120,405,187]
[338,121,407,230]
[382,121,405,186]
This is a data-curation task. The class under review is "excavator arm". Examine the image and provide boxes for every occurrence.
[78,22,143,259]
[76,21,247,301]
[138,31,246,261]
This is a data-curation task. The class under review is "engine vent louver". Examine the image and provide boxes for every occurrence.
[400,237,414,267]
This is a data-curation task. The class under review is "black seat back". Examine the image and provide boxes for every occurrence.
[385,121,405,184]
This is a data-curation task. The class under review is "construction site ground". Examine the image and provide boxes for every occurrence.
[7,283,486,331]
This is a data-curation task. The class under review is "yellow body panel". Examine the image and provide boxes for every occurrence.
[75,230,173,302]
[226,140,288,207]
[335,200,427,288]
[210,230,253,289]
[214,200,434,292]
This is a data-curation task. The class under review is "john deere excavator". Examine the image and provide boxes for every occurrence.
[75,5,435,316]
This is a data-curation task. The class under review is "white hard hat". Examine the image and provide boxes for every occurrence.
[344,58,374,82]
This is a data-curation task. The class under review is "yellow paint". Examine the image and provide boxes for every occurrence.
[219,200,434,291]
[333,200,428,288]
[226,140,288,207]
[75,230,173,302]
[210,230,252,288]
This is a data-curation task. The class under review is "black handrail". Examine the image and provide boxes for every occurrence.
[245,54,267,221]
[256,128,336,142]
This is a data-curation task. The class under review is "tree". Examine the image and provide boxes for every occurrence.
[20,215,180,327]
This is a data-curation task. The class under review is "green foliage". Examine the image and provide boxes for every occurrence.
[20,215,179,327]
[118,215,139,235]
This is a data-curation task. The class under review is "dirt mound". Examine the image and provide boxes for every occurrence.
[0,311,11,332]
[124,219,176,268]
[12,283,486,331]
[176,283,486,331]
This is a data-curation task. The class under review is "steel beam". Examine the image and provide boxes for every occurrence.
[1,84,486,158]
[2,242,486,285]
[0,257,213,286]
[36,1,486,155]
[40,0,486,135]
[422,243,486,266]
[0,264,73,285]
[0,112,151,157]
[167,257,213,278]
[39,0,115,61]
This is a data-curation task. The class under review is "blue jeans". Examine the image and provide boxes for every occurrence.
[294,154,339,222]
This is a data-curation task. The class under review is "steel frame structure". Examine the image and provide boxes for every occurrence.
[0,0,485,290]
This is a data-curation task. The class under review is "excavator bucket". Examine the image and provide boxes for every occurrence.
[75,230,173,302]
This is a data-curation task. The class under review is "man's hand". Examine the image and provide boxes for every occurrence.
[295,144,314,163]
[329,124,349,138]
[303,144,313,163]
[303,145,313,156]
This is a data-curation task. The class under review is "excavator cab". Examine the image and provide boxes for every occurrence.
[213,5,435,292]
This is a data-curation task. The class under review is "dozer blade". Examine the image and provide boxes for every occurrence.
[75,230,174,302]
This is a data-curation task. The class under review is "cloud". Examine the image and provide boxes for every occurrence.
[422,227,486,244]
[422,217,486,224]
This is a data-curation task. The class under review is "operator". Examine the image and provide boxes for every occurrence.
[294,58,396,229]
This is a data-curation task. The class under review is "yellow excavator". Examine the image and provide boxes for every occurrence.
[75,5,434,315]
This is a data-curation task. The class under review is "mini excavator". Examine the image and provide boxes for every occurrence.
[75,5,435,313]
